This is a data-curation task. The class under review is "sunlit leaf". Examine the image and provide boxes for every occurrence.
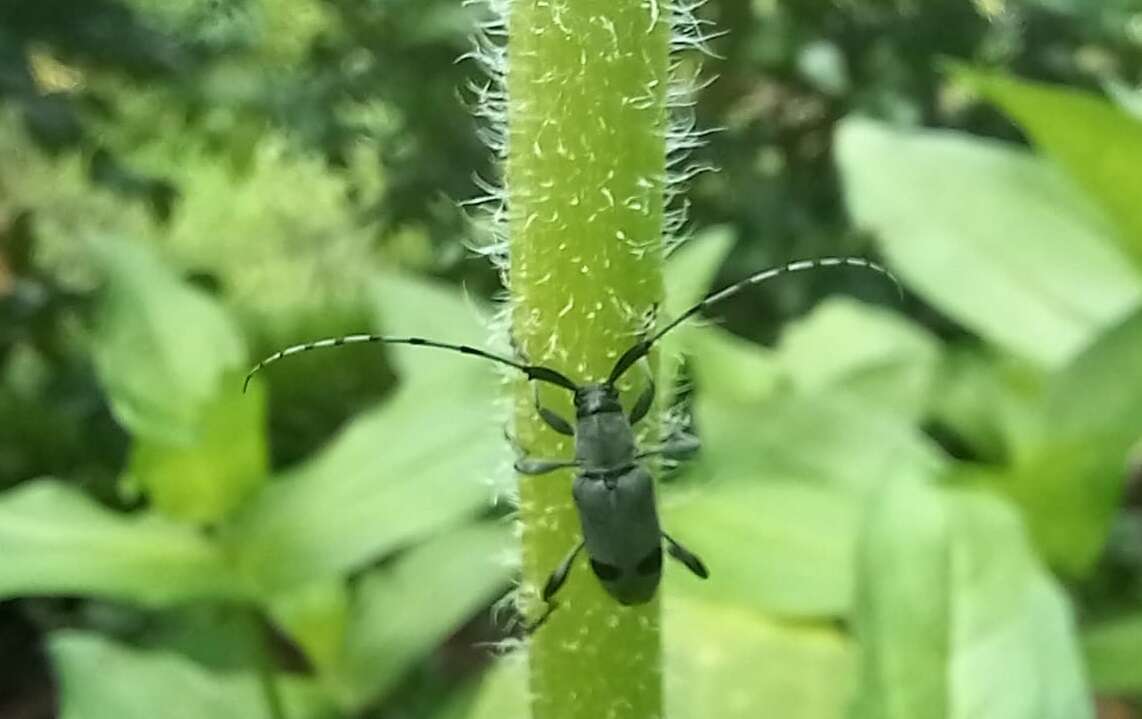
[665,596,854,719]
[268,579,350,686]
[959,69,1142,268]
[128,374,267,523]
[0,480,246,606]
[694,391,946,495]
[852,482,1093,719]
[664,481,857,617]
[777,297,940,422]
[91,237,247,444]
[340,521,514,706]
[90,238,266,522]
[1004,306,1142,575]
[50,631,336,719]
[232,377,504,592]
[836,117,1141,369]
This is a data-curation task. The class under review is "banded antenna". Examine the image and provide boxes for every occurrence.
[242,335,577,393]
[607,256,901,384]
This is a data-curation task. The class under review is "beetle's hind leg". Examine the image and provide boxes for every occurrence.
[663,532,709,579]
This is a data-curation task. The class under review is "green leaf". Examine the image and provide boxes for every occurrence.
[664,481,857,617]
[851,479,950,719]
[836,117,1142,369]
[91,238,247,444]
[686,325,783,405]
[664,226,737,318]
[268,580,350,685]
[370,272,505,388]
[90,238,265,522]
[340,521,514,706]
[1004,306,1142,575]
[1083,614,1142,693]
[661,227,738,401]
[665,596,854,719]
[777,297,940,422]
[0,480,246,606]
[930,349,1047,463]
[232,377,504,592]
[50,631,336,719]
[852,482,1093,719]
[128,374,268,523]
[959,69,1142,268]
[695,391,946,495]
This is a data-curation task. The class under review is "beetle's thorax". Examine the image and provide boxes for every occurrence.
[572,383,637,470]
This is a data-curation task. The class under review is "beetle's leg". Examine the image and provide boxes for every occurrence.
[504,424,576,475]
[531,385,574,436]
[542,540,585,602]
[523,600,561,636]
[515,457,579,475]
[629,377,656,425]
[635,433,700,461]
[663,532,709,579]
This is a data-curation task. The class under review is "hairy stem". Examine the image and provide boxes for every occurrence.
[507,1,669,718]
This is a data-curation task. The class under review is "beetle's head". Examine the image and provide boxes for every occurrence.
[573,383,623,418]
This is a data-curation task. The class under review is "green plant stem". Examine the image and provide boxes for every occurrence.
[507,1,670,718]
[248,609,288,719]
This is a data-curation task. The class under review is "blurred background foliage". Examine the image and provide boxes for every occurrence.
[1,0,1142,718]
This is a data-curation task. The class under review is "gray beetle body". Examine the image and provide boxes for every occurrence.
[243,257,900,615]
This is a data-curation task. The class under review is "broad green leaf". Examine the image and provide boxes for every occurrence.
[664,226,737,318]
[1004,306,1142,575]
[960,69,1142,267]
[695,391,946,495]
[851,479,951,719]
[468,596,855,719]
[232,376,504,592]
[852,482,1093,719]
[777,297,940,422]
[50,631,336,719]
[371,272,506,388]
[269,580,350,685]
[836,117,1141,369]
[665,596,854,719]
[340,521,514,706]
[90,238,265,522]
[661,227,738,401]
[930,349,1047,463]
[128,374,267,523]
[686,325,782,405]
[91,238,247,444]
[0,480,246,606]
[664,481,857,617]
[1083,614,1142,693]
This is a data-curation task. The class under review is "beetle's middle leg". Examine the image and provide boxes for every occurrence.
[635,433,700,462]
[503,424,577,476]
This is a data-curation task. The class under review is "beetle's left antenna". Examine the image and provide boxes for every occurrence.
[608,256,902,384]
[243,334,578,392]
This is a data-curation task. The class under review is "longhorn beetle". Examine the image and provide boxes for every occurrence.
[244,257,900,610]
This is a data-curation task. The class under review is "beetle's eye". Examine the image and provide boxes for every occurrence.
[590,559,621,581]
[636,547,662,576]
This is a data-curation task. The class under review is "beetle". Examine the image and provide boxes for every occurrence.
[244,256,899,609]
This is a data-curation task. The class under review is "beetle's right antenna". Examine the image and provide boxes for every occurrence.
[243,334,578,393]
[608,256,902,384]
